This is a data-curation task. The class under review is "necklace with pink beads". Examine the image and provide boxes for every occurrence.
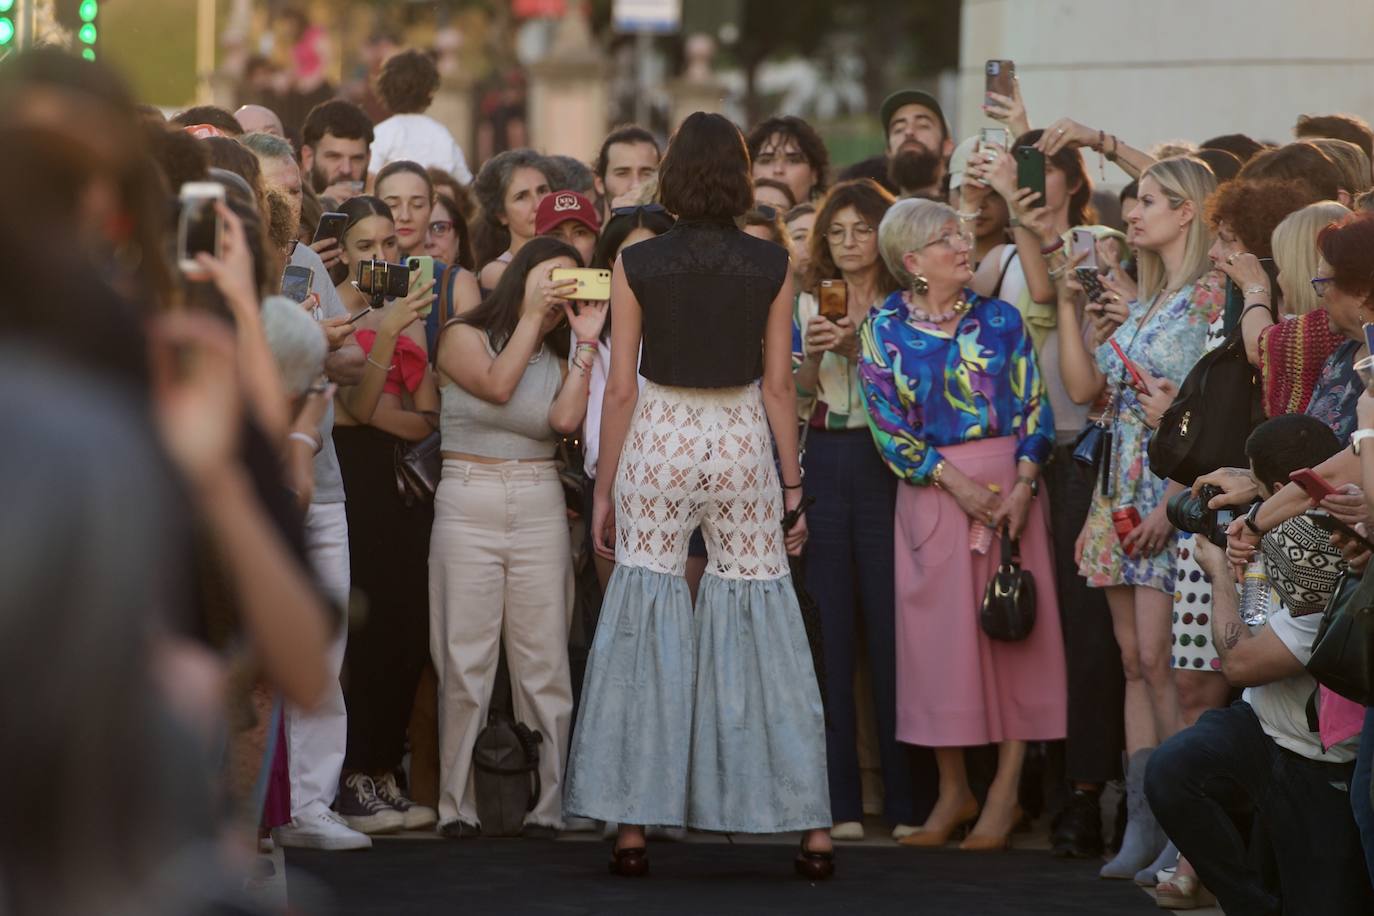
[904,291,971,325]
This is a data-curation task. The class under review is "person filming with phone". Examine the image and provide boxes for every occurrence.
[428,237,606,839]
[1146,414,1374,916]
[790,178,923,843]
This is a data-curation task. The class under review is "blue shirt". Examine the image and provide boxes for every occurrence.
[859,290,1054,485]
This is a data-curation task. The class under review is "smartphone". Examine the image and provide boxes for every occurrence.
[407,256,436,318]
[357,258,410,301]
[985,59,1016,99]
[978,126,1009,153]
[1070,228,1098,269]
[550,267,611,301]
[312,211,348,247]
[1363,321,1374,357]
[1108,339,1152,393]
[1014,146,1046,205]
[281,265,314,304]
[177,181,225,275]
[818,280,848,321]
[1306,509,1374,554]
[1076,268,1108,303]
[1112,506,1142,554]
[1290,468,1338,502]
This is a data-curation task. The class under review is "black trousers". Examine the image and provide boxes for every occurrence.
[1044,445,1125,783]
[335,425,433,773]
[1147,701,1374,916]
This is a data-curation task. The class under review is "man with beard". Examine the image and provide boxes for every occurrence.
[300,100,374,205]
[880,89,953,199]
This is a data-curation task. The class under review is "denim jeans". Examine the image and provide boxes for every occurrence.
[1353,707,1374,886]
[802,428,934,825]
[1146,701,1374,916]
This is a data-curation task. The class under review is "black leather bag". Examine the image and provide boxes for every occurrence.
[394,431,441,506]
[472,711,544,837]
[980,533,1037,641]
[1148,294,1268,487]
[1308,570,1374,705]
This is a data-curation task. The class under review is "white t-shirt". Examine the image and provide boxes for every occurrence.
[1243,601,1358,763]
[581,335,644,480]
[368,113,473,185]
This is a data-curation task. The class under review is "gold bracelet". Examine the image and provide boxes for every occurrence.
[931,459,947,488]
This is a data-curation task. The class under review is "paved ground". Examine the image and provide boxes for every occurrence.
[255,814,1221,915]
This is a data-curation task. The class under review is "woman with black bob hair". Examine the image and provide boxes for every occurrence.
[429,235,607,839]
[564,112,833,879]
[579,203,677,594]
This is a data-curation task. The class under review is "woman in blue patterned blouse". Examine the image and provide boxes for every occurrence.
[859,197,1067,851]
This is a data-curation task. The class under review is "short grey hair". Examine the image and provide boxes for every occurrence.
[240,131,295,164]
[261,295,327,397]
[878,197,959,287]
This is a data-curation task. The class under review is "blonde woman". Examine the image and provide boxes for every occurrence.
[1055,157,1224,880]
[1232,201,1352,417]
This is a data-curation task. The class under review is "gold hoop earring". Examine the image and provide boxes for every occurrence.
[911,274,929,296]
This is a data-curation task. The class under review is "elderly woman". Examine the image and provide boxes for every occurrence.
[859,198,1066,852]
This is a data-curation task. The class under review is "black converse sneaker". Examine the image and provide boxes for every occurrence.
[336,774,405,835]
[375,772,437,830]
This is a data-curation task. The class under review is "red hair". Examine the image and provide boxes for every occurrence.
[1317,211,1374,298]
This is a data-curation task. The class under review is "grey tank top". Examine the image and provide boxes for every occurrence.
[441,337,562,459]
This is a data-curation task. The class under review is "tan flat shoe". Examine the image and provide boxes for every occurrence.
[959,804,1022,852]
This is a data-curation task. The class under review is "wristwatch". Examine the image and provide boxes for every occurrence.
[1015,474,1039,497]
[1351,429,1374,456]
[1244,500,1265,536]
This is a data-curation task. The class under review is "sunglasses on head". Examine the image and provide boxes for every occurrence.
[610,203,668,217]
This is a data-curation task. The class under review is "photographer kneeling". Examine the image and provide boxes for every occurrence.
[1146,414,1374,916]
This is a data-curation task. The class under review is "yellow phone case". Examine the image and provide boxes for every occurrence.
[550,267,611,301]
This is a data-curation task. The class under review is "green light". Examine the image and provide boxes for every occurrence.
[0,17,13,46]
[82,48,95,60]
[79,0,98,22]
[78,22,97,44]
[0,0,13,13]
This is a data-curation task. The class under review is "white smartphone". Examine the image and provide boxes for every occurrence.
[1069,227,1098,269]
[178,181,225,276]
[978,126,1009,153]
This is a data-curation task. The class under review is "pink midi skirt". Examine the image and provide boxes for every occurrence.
[893,436,1067,748]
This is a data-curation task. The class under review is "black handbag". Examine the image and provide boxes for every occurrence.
[472,710,543,837]
[980,532,1037,641]
[1148,287,1269,486]
[394,431,441,506]
[1308,569,1374,705]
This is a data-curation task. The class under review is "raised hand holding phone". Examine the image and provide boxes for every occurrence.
[1108,338,1153,394]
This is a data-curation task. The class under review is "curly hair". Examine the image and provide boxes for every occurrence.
[1206,178,1317,258]
[804,179,899,295]
[376,49,440,116]
[471,148,553,266]
[1317,211,1374,300]
[745,115,830,199]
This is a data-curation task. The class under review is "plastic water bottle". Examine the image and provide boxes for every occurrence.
[969,484,1002,554]
[1239,558,1271,627]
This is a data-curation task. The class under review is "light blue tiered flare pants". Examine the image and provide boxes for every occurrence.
[563,382,830,833]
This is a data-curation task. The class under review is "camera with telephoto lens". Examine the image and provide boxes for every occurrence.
[1166,484,1243,549]
[356,258,410,301]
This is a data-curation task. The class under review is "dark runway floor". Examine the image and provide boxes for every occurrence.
[285,837,1159,915]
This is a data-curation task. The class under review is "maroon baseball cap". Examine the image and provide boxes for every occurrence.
[536,190,601,236]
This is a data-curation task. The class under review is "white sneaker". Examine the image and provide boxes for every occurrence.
[891,824,921,841]
[273,809,373,851]
[830,821,865,841]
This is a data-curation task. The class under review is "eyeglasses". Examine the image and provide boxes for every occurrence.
[428,220,454,237]
[922,231,973,251]
[1311,276,1335,298]
[610,203,667,218]
[825,224,875,245]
